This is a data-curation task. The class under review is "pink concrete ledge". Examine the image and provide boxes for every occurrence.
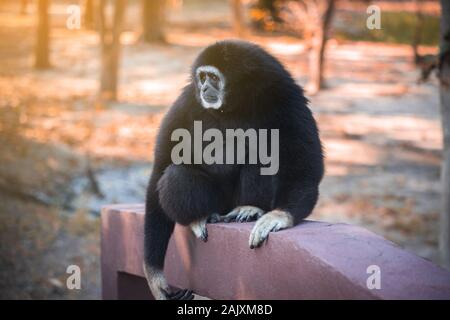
[101,204,450,300]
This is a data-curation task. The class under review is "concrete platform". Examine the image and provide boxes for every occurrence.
[101,204,450,299]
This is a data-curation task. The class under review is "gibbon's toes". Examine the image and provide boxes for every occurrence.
[222,206,264,223]
[174,289,194,300]
[248,210,294,249]
[163,289,194,300]
[190,218,208,242]
[207,213,221,224]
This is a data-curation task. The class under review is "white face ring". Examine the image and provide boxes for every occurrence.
[196,65,226,109]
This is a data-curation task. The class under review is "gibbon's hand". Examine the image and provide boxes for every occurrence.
[189,217,208,242]
[207,213,222,223]
[248,210,294,249]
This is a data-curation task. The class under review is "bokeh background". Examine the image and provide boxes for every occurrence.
[0,0,443,299]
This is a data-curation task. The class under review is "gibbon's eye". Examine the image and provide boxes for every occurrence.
[209,73,219,82]
[199,72,206,83]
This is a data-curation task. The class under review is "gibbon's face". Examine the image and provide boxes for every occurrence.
[195,65,226,110]
[193,40,288,113]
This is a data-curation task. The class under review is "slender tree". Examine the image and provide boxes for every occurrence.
[98,0,127,101]
[308,0,334,94]
[412,0,438,83]
[20,0,30,15]
[439,0,450,270]
[231,0,247,38]
[281,0,335,94]
[35,0,51,69]
[141,0,166,43]
[84,0,96,30]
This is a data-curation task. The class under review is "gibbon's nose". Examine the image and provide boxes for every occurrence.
[203,86,217,98]
[202,84,213,94]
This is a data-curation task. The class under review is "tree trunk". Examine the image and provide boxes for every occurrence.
[20,0,30,15]
[308,27,325,94]
[35,0,51,69]
[231,0,246,38]
[84,0,96,30]
[141,0,166,43]
[439,0,450,270]
[306,0,335,94]
[98,0,127,101]
[412,0,424,63]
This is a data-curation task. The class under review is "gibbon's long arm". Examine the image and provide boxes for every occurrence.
[248,100,324,249]
[143,89,195,300]
[274,109,323,223]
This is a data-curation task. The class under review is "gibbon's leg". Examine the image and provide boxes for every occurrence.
[157,164,224,241]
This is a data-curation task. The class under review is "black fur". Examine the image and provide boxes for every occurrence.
[144,40,324,272]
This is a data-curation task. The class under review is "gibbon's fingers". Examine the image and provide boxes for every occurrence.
[207,213,222,224]
[222,206,264,223]
[176,290,195,300]
[236,206,264,223]
[249,209,293,249]
[190,218,208,242]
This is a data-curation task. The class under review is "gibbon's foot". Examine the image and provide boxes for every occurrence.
[143,263,195,300]
[162,288,194,300]
[189,217,208,242]
[207,213,222,223]
[249,209,293,249]
[144,266,168,300]
[221,206,264,223]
